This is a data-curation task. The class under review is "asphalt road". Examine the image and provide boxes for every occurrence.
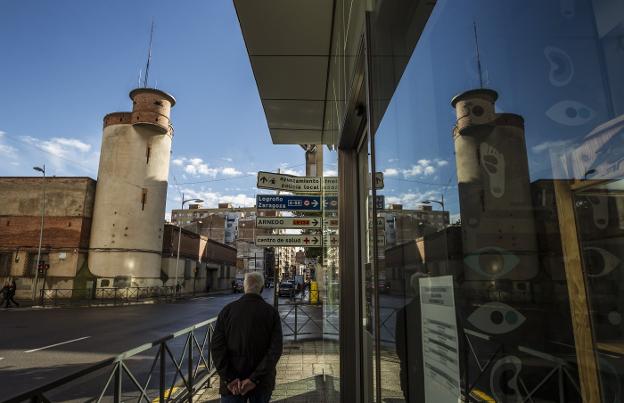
[0,289,279,401]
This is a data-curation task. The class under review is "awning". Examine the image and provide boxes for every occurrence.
[233,0,334,145]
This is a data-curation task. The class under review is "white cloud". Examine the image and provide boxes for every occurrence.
[383,168,399,177]
[0,143,17,157]
[402,158,447,177]
[174,156,246,178]
[181,157,218,177]
[281,168,304,176]
[531,140,572,154]
[324,169,338,176]
[222,157,233,162]
[22,136,92,159]
[221,167,242,176]
[12,134,99,175]
[180,188,255,208]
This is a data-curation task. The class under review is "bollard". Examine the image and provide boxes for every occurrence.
[294,304,298,341]
[160,344,166,403]
[114,362,122,403]
[188,332,194,402]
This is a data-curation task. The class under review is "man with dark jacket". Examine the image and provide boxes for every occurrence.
[2,280,19,308]
[211,272,282,403]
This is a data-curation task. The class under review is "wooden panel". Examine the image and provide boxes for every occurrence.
[553,180,601,403]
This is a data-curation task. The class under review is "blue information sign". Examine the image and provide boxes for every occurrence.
[256,195,383,211]
[256,195,321,211]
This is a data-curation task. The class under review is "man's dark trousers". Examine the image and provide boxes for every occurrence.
[220,391,271,403]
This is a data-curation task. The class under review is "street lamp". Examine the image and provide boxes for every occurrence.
[421,195,445,212]
[174,193,203,296]
[32,165,46,303]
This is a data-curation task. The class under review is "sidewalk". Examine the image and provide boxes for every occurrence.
[198,340,340,402]
[3,288,233,310]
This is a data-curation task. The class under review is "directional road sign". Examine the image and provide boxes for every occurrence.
[325,217,339,228]
[256,216,321,229]
[255,235,321,247]
[256,195,321,211]
[256,172,384,193]
[257,171,321,192]
[324,234,339,247]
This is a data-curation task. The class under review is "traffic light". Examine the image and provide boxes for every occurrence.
[37,262,50,274]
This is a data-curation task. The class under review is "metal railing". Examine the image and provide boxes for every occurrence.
[39,286,177,307]
[5,317,217,403]
[278,302,339,341]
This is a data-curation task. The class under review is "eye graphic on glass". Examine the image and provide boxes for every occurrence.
[480,143,505,198]
[583,247,621,278]
[468,302,526,334]
[546,100,595,126]
[464,247,519,279]
[587,196,609,229]
[544,46,574,87]
[490,356,523,403]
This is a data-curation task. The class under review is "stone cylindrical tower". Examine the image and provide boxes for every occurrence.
[451,89,539,281]
[89,88,176,285]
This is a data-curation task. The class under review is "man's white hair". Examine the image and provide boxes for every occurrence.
[244,272,265,294]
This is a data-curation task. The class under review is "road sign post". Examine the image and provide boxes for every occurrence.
[255,235,321,247]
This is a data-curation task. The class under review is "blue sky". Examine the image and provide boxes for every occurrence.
[0,1,304,213]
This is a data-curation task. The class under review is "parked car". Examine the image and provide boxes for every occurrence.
[265,279,274,288]
[278,282,295,298]
[232,279,244,293]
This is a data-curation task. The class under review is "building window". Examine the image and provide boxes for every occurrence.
[141,188,147,211]
[0,253,10,277]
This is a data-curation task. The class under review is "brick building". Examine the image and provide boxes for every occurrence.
[162,224,238,293]
[0,177,96,298]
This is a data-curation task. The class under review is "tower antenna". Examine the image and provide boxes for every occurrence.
[143,19,155,88]
[473,20,484,88]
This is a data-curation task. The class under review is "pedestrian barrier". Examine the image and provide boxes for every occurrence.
[39,286,178,307]
[278,302,339,341]
[5,317,218,403]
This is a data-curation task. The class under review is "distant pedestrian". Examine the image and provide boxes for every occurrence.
[211,272,282,403]
[3,280,19,308]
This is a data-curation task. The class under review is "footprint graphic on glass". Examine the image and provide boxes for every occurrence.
[544,46,574,87]
[480,143,505,198]
[490,356,523,403]
[588,196,609,229]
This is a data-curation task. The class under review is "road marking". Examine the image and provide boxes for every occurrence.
[25,336,91,353]
[152,386,180,402]
[0,357,4,361]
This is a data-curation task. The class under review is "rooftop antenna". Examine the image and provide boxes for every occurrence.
[473,20,484,88]
[143,19,154,88]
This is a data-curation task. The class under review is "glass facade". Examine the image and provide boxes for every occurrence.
[363,0,624,402]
